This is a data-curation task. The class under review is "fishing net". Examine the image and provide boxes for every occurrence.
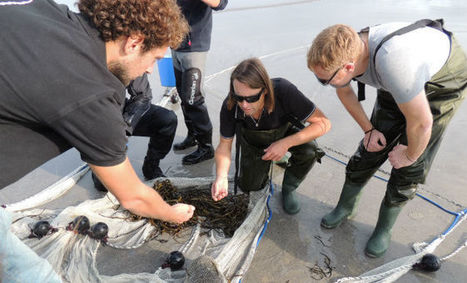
[0,164,272,283]
[334,209,467,283]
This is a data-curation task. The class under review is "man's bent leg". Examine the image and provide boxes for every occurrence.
[134,105,178,180]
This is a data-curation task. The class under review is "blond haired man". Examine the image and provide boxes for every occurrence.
[307,20,467,257]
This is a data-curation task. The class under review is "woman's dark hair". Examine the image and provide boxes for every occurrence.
[227,58,275,113]
[78,0,189,51]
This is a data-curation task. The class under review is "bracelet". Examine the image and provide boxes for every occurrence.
[364,127,374,134]
[405,152,416,162]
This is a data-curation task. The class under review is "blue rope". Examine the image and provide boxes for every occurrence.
[239,180,274,283]
[416,193,458,216]
[241,152,465,283]
[439,209,467,237]
[256,180,274,247]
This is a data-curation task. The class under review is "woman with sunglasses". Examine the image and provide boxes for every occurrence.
[211,58,331,214]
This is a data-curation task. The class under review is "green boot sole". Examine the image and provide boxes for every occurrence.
[365,203,403,258]
[321,207,356,229]
[282,190,301,215]
[321,181,364,229]
[365,230,391,258]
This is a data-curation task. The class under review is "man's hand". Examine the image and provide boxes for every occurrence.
[364,129,386,152]
[262,140,289,161]
[211,176,228,201]
[90,159,195,224]
[200,0,222,8]
[168,204,195,224]
[388,144,416,169]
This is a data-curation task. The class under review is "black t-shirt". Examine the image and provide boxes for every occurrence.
[175,0,228,52]
[0,0,127,186]
[220,78,316,138]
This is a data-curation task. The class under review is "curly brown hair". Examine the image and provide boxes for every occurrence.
[78,0,189,51]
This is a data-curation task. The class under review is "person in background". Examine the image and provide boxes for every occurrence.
[211,58,330,214]
[0,0,195,224]
[171,0,229,165]
[307,19,467,257]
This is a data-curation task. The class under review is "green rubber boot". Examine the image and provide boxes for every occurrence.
[365,202,403,258]
[321,181,364,229]
[281,174,301,215]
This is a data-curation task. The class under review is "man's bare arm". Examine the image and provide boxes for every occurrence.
[90,158,194,224]
[336,86,373,132]
[389,91,433,168]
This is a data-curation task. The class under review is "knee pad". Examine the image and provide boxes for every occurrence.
[180,68,204,106]
[385,182,418,205]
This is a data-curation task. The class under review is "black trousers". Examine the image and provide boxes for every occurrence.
[133,105,177,160]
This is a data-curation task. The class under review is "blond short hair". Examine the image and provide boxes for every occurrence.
[307,24,361,71]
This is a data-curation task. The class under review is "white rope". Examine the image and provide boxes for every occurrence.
[5,163,89,212]
[335,210,466,283]
[180,224,201,254]
[105,239,150,250]
[203,45,309,86]
[0,0,34,6]
[441,239,467,261]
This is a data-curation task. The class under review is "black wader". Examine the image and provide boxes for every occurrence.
[321,19,467,257]
[174,68,214,164]
[238,123,324,214]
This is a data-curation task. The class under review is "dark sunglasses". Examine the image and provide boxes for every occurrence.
[316,65,343,85]
[232,88,263,103]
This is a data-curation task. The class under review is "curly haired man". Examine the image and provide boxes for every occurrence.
[0,0,195,224]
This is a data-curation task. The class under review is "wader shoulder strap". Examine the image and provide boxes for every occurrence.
[287,114,305,130]
[357,19,445,102]
[234,106,244,195]
[372,19,444,66]
[356,81,366,101]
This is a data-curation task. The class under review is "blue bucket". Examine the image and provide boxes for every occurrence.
[157,57,176,87]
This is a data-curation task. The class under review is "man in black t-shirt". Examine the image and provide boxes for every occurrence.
[211,58,331,214]
[0,0,194,224]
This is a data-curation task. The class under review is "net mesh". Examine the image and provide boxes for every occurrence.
[2,171,271,283]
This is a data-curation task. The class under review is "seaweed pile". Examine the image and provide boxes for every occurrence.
[129,179,249,237]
